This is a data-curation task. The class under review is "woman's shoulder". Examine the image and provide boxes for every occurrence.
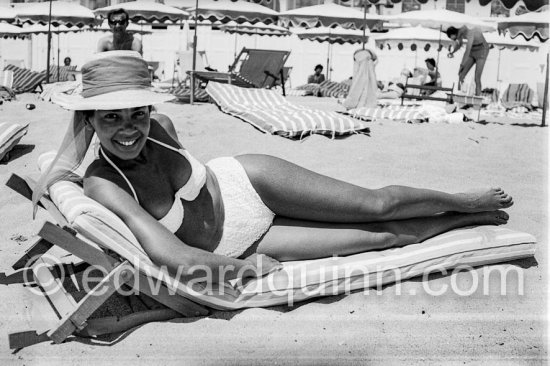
[150,113,182,149]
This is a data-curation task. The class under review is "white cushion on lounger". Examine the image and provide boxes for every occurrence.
[38,152,537,310]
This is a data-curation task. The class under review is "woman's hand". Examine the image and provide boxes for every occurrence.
[244,253,283,277]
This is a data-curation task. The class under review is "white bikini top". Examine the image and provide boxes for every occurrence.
[100,136,207,233]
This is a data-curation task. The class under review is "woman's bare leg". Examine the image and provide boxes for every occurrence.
[237,155,513,223]
[257,211,509,261]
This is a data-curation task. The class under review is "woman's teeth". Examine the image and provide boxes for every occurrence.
[116,139,137,146]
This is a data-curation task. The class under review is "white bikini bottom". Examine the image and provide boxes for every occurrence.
[206,157,275,258]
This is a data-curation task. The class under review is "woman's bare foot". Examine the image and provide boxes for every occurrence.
[455,187,513,212]
[465,210,509,226]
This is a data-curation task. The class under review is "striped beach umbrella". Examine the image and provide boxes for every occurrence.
[94,1,189,24]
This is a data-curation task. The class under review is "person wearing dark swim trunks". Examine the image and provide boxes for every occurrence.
[446,26,489,96]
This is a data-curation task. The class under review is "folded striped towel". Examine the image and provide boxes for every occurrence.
[317,80,350,98]
[0,122,29,162]
[348,105,430,123]
[501,83,534,110]
[4,65,46,94]
[206,82,369,139]
[172,84,209,103]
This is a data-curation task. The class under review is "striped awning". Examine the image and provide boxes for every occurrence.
[497,11,549,41]
[295,27,368,44]
[220,22,291,37]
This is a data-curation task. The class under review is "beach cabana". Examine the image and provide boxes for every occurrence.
[497,11,549,126]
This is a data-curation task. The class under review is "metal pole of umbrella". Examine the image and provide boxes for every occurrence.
[57,32,60,82]
[496,48,501,83]
[190,0,199,104]
[435,24,442,89]
[362,0,367,50]
[45,0,53,83]
[542,52,548,127]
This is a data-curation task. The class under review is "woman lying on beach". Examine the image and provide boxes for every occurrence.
[35,52,513,282]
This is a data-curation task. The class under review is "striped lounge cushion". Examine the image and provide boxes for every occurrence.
[4,65,46,94]
[206,81,369,139]
[0,123,29,162]
[172,85,209,103]
[317,80,350,98]
[38,151,536,310]
[348,105,430,123]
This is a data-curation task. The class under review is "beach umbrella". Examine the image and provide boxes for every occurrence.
[279,2,382,30]
[497,11,549,42]
[187,0,279,25]
[497,11,549,126]
[295,27,367,80]
[0,6,17,23]
[14,1,97,27]
[386,9,496,32]
[14,1,97,83]
[94,1,189,24]
[220,22,291,59]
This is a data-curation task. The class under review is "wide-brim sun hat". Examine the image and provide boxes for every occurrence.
[52,51,174,110]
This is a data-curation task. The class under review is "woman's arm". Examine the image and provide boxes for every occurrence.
[84,176,274,283]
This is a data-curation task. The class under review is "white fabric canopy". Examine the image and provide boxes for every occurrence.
[280,3,383,30]
[295,27,367,44]
[0,6,17,23]
[188,0,278,25]
[14,2,97,27]
[373,26,453,47]
[94,1,189,24]
[387,9,496,32]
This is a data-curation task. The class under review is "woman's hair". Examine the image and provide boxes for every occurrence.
[446,26,459,38]
[425,58,436,68]
[314,64,323,71]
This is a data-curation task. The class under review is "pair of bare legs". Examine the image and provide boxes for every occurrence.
[236,155,513,261]
[459,53,488,96]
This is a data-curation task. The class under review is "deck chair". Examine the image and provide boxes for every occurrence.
[0,123,29,162]
[189,48,290,103]
[4,64,46,94]
[47,65,78,83]
[1,150,537,349]
[401,77,455,105]
[1,70,14,89]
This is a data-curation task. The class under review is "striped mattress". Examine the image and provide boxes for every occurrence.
[37,151,536,310]
[206,81,369,139]
[0,122,29,162]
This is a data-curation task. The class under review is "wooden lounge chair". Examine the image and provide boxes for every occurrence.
[401,77,454,105]
[189,48,290,103]
[1,153,537,349]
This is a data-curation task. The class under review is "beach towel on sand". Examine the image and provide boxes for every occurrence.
[346,104,464,124]
[206,82,369,139]
[501,83,534,110]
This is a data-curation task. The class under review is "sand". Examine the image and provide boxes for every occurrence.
[0,93,547,365]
